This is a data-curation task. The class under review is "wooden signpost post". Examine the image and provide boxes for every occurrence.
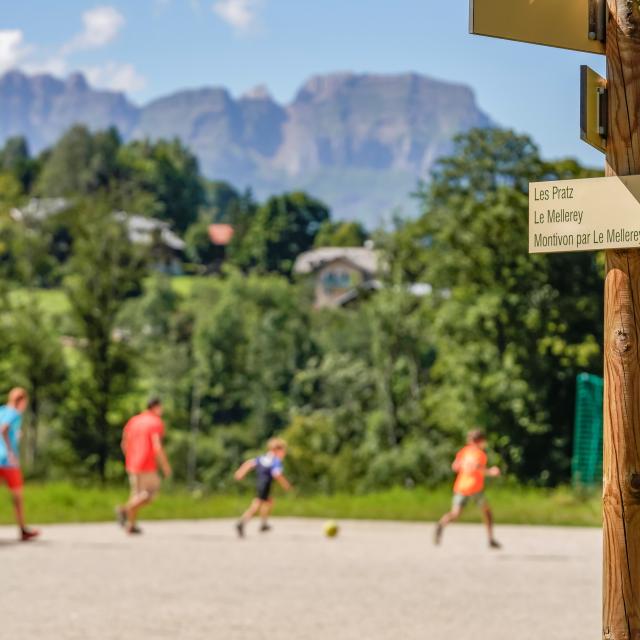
[470,2,640,637]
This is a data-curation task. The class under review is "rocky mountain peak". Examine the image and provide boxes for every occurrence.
[0,70,491,222]
[241,85,273,101]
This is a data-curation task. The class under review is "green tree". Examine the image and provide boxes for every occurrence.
[201,180,241,222]
[62,203,146,479]
[3,298,68,470]
[0,204,59,286]
[36,126,121,197]
[0,172,24,210]
[234,192,330,276]
[116,139,204,232]
[403,128,602,483]
[314,220,368,247]
[0,136,35,191]
[192,271,314,437]
[185,217,221,270]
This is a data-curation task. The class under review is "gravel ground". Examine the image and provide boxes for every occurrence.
[0,518,601,639]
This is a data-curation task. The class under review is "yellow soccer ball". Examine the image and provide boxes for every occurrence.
[324,520,339,538]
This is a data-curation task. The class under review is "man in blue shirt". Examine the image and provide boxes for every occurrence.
[0,387,39,541]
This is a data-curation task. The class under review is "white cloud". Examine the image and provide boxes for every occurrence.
[24,56,68,76]
[0,10,145,96]
[63,6,125,54]
[84,62,146,93]
[213,0,263,32]
[0,30,31,73]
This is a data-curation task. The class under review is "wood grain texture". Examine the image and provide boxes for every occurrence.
[603,2,640,638]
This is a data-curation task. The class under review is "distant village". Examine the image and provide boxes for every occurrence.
[11,197,431,309]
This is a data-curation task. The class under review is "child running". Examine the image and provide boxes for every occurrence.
[0,387,40,541]
[234,437,292,538]
[434,429,501,549]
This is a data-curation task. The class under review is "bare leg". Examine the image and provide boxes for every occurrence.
[259,499,273,530]
[125,492,153,531]
[434,506,462,545]
[482,503,500,548]
[240,498,263,524]
[10,488,39,540]
[439,506,462,527]
[10,488,26,530]
[236,498,263,538]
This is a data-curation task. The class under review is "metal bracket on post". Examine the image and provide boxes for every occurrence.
[597,86,608,139]
[589,0,607,43]
[581,65,608,153]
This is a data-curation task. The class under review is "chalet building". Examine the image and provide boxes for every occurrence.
[293,246,379,308]
[11,198,186,274]
[115,212,186,274]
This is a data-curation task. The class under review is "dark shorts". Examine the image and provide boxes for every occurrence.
[452,491,486,509]
[256,477,273,501]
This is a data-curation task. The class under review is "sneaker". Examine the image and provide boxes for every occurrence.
[126,525,143,535]
[489,539,502,550]
[434,524,443,546]
[21,528,40,542]
[115,507,127,528]
[259,523,272,533]
[236,521,245,538]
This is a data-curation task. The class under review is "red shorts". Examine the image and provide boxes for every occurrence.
[0,467,23,490]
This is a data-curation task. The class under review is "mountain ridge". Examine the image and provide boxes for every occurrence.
[0,70,492,222]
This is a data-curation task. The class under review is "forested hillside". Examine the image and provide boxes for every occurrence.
[0,126,602,489]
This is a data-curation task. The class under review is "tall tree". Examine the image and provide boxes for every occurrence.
[201,180,241,222]
[36,126,121,197]
[4,298,68,469]
[0,136,35,191]
[63,202,146,479]
[116,139,204,232]
[404,128,602,483]
[235,192,330,276]
[314,220,368,247]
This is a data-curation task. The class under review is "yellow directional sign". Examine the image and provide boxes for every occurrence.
[580,66,607,154]
[530,176,640,253]
[470,0,606,55]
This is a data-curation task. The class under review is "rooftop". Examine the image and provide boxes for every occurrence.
[293,246,378,276]
[11,198,185,251]
[208,224,235,246]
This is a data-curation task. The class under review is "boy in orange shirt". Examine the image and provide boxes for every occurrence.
[434,429,502,549]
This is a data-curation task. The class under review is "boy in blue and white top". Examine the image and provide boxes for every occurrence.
[234,438,292,538]
[0,387,39,541]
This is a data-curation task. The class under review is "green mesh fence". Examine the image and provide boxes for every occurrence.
[572,372,604,487]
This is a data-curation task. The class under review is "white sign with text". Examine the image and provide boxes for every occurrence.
[529,176,640,253]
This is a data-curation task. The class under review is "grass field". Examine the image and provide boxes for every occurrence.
[7,275,214,319]
[0,483,602,527]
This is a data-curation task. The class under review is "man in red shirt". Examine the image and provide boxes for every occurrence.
[434,429,501,549]
[116,397,172,535]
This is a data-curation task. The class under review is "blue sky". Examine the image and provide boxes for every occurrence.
[1,1,606,166]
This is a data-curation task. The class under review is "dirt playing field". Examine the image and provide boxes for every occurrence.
[0,518,600,639]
